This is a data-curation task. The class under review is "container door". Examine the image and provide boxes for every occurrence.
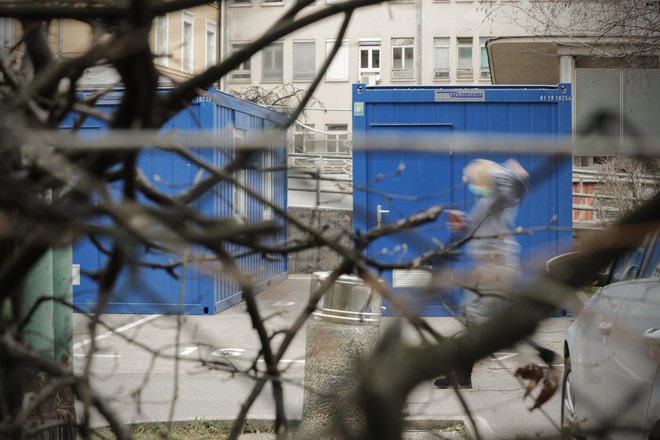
[363,125,458,317]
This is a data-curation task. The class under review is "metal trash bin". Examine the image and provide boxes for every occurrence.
[310,271,383,325]
[301,272,384,437]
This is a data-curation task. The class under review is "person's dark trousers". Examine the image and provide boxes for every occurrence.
[527,340,559,366]
[433,342,558,389]
[433,364,473,389]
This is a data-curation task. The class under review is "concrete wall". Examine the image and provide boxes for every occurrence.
[288,206,352,274]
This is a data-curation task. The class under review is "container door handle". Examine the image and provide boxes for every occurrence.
[643,328,660,346]
[376,204,390,225]
[598,321,613,336]
[643,328,660,361]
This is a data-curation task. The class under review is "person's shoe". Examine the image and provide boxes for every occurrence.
[433,374,472,389]
[537,347,560,366]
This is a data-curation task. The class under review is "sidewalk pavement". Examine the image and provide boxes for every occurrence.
[73,275,572,439]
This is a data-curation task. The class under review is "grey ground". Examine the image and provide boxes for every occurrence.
[72,275,570,439]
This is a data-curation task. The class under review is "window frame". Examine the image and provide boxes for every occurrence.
[229,0,252,6]
[358,39,381,83]
[182,11,194,74]
[479,37,491,80]
[205,20,217,69]
[262,41,284,82]
[154,14,169,67]
[292,40,316,81]
[456,37,474,80]
[229,42,252,83]
[325,39,349,82]
[433,37,450,80]
[325,124,349,154]
[391,37,415,80]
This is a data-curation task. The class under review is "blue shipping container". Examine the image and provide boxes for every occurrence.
[352,84,572,317]
[63,87,288,315]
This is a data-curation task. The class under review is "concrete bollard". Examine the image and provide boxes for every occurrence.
[300,272,383,438]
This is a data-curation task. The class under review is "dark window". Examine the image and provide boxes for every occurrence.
[611,245,647,283]
[642,238,660,278]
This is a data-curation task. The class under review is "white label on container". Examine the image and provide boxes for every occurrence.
[392,269,431,288]
[435,89,485,102]
[72,264,81,286]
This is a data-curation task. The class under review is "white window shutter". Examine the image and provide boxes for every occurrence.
[326,40,348,81]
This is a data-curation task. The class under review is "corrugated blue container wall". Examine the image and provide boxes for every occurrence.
[352,84,572,317]
[62,87,288,315]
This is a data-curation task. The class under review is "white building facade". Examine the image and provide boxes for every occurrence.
[222,0,528,153]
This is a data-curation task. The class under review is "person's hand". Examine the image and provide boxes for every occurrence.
[446,210,467,232]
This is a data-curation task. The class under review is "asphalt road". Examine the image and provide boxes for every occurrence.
[72,276,570,439]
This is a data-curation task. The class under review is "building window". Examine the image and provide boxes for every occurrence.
[325,39,348,81]
[182,11,194,73]
[206,21,217,69]
[0,17,12,48]
[573,156,594,167]
[480,37,490,79]
[263,0,284,4]
[229,0,251,5]
[154,15,168,66]
[293,40,315,81]
[392,38,414,79]
[359,40,381,85]
[433,37,450,80]
[325,124,349,154]
[457,37,473,79]
[230,43,251,82]
[294,123,315,153]
[262,42,283,82]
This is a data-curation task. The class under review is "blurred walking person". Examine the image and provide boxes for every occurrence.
[434,159,557,389]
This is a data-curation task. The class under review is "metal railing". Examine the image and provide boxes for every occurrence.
[288,154,353,206]
[289,122,354,205]
[573,167,660,227]
[292,121,351,156]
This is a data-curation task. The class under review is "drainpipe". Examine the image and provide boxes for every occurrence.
[219,0,227,92]
[58,18,63,56]
[559,54,575,136]
[416,0,422,84]
[559,55,574,84]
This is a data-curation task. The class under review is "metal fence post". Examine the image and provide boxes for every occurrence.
[316,156,322,207]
